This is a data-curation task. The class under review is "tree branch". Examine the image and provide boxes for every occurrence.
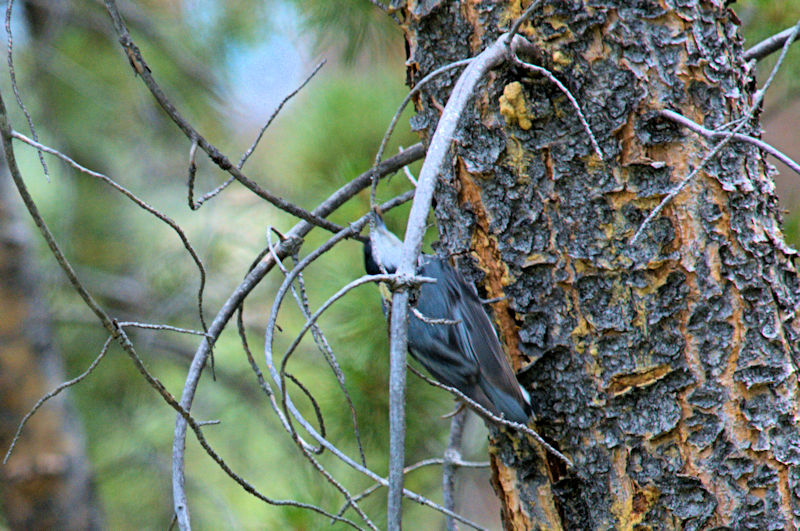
[659,109,800,177]
[170,146,421,529]
[443,408,468,531]
[632,19,800,246]
[102,0,346,235]
[744,25,800,61]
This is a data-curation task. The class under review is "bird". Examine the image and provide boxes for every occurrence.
[363,213,532,424]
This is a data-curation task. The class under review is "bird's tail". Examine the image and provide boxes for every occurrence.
[479,379,532,424]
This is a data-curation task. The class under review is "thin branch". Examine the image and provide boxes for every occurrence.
[371,58,472,208]
[5,0,48,179]
[4,336,113,464]
[374,59,472,169]
[283,372,327,452]
[277,274,435,393]
[659,109,800,177]
[103,0,347,235]
[753,20,800,108]
[237,60,326,169]
[334,454,488,522]
[407,366,573,469]
[744,25,800,61]
[511,55,603,159]
[236,301,305,446]
[398,145,418,186]
[505,0,543,44]
[411,306,461,325]
[117,321,208,336]
[443,408,468,531]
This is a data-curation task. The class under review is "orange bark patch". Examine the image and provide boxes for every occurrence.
[455,157,526,368]
[491,451,536,531]
[608,364,672,396]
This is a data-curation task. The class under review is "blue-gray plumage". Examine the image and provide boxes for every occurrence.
[364,214,532,424]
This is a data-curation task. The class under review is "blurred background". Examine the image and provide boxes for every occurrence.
[0,1,798,529]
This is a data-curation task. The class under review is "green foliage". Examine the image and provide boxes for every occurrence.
[11,0,800,528]
[736,0,800,97]
[4,1,456,528]
[289,0,403,64]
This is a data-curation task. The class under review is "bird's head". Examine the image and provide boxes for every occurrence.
[364,211,404,275]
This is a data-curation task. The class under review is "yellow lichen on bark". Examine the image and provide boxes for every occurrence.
[500,82,533,131]
[610,446,661,530]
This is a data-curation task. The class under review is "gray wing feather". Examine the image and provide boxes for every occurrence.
[407,257,531,423]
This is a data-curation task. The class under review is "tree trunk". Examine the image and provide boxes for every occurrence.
[396,0,800,528]
[0,173,104,530]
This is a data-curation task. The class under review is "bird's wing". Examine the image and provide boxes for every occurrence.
[448,268,531,420]
[409,258,530,421]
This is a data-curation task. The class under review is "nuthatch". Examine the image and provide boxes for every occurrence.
[364,214,532,424]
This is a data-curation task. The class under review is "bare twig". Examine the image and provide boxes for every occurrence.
[188,174,234,211]
[631,130,737,246]
[374,59,473,169]
[334,454,489,522]
[411,306,461,325]
[4,336,113,464]
[511,55,603,159]
[753,20,800,108]
[632,19,800,246]
[170,146,421,528]
[398,145,418,186]
[236,301,301,441]
[277,274,434,383]
[443,408,468,531]
[744,25,800,61]
[117,321,208,336]
[238,60,326,169]
[659,109,800,177]
[505,0,543,44]
[5,0,48,179]
[371,58,472,208]
[407,366,572,469]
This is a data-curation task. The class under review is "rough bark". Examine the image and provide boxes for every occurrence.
[395,0,800,528]
[0,174,104,529]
